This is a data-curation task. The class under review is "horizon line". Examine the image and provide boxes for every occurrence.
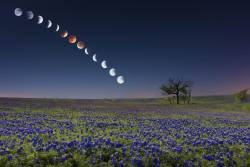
[0,94,239,100]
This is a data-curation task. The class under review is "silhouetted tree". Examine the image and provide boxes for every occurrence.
[160,78,193,104]
[235,89,249,103]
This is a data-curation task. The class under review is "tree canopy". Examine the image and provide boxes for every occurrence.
[160,78,193,104]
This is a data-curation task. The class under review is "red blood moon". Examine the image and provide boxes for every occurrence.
[68,35,77,44]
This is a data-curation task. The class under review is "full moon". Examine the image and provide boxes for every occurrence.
[14,8,22,16]
[60,31,68,38]
[77,41,85,49]
[37,16,43,24]
[26,11,34,20]
[117,76,125,84]
[68,35,77,44]
[109,68,116,77]
[101,60,107,69]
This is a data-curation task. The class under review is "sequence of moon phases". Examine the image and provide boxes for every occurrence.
[77,41,85,49]
[68,35,77,44]
[26,11,34,20]
[109,68,116,77]
[55,24,60,32]
[61,31,68,38]
[37,16,43,24]
[13,8,125,85]
[85,48,89,55]
[14,8,22,16]
[92,54,97,62]
[47,20,52,28]
[101,60,107,69]
[117,76,125,84]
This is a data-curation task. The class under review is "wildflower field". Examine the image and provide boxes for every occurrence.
[0,97,250,167]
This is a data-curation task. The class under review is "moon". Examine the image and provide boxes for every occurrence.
[60,31,68,38]
[109,68,116,77]
[85,48,89,55]
[92,54,97,62]
[101,60,107,69]
[55,24,60,32]
[14,8,22,16]
[68,35,77,44]
[117,76,125,84]
[26,11,34,20]
[47,20,52,28]
[37,16,43,24]
[77,41,85,49]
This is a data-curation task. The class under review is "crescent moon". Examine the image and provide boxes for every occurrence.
[117,76,125,84]
[109,68,116,77]
[14,8,23,16]
[55,24,60,32]
[92,54,97,62]
[26,11,34,20]
[85,48,89,55]
[101,60,107,69]
[47,20,52,28]
[37,16,43,24]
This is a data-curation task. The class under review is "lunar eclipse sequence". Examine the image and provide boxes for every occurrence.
[14,8,125,85]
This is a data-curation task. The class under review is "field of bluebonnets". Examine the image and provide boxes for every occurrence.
[0,96,250,167]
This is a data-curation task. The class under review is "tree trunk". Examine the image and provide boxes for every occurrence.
[176,93,179,104]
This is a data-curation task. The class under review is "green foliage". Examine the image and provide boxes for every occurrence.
[235,89,249,103]
[218,103,250,112]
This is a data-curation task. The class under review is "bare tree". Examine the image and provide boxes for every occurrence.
[160,78,193,104]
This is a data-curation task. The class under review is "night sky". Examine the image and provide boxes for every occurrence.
[1,0,250,98]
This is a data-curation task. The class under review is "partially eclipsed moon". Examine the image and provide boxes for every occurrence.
[101,60,107,69]
[61,31,68,38]
[109,68,116,77]
[47,20,52,28]
[37,16,43,24]
[85,48,89,55]
[14,8,22,16]
[117,76,125,84]
[55,24,60,32]
[26,11,34,20]
[92,54,97,62]
[77,41,85,49]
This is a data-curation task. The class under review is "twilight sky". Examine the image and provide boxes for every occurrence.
[0,0,250,98]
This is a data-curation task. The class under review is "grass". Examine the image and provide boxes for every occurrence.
[0,95,250,166]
